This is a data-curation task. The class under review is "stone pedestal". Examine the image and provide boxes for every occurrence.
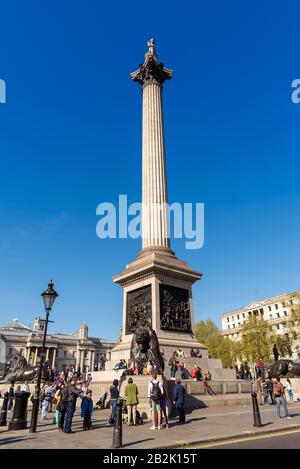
[111,249,207,361]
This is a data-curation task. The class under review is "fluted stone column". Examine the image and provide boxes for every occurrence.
[131,39,173,253]
[52,348,57,368]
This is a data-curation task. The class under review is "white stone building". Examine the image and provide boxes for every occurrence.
[0,318,115,373]
[220,291,300,353]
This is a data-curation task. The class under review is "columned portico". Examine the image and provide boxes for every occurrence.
[33,347,38,366]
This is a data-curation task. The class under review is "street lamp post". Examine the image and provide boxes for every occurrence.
[29,280,58,433]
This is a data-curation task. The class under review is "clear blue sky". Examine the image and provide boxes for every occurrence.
[0,1,299,340]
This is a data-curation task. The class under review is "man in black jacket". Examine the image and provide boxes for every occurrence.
[64,378,83,433]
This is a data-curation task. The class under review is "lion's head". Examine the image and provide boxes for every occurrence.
[134,327,150,354]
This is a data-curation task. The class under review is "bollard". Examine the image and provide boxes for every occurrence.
[0,392,9,426]
[112,399,123,448]
[251,391,262,427]
[8,392,30,431]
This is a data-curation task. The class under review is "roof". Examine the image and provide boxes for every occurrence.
[221,290,300,318]
[0,319,32,331]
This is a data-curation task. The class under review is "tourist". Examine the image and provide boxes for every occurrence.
[179,363,189,379]
[204,370,211,381]
[107,379,119,426]
[81,390,94,430]
[147,360,154,376]
[64,378,83,433]
[57,384,69,432]
[124,377,139,426]
[30,385,39,407]
[256,357,266,379]
[256,374,263,404]
[15,384,21,396]
[273,377,291,419]
[160,380,169,429]
[7,383,14,411]
[95,389,107,409]
[40,382,56,420]
[173,377,186,424]
[273,344,280,362]
[67,368,74,383]
[191,365,202,381]
[98,354,105,371]
[20,380,30,393]
[190,348,196,358]
[87,373,93,386]
[148,373,164,430]
[244,362,251,379]
[265,373,275,404]
[76,366,81,379]
[286,378,294,404]
[53,383,64,428]
[169,357,178,380]
[81,380,89,396]
[261,380,269,406]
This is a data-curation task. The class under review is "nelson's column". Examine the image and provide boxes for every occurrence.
[111,39,208,361]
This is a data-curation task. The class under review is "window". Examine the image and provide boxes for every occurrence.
[242,313,245,318]
[227,317,229,322]
[237,314,240,320]
[276,324,280,330]
[269,314,273,319]
[231,316,234,321]
[238,322,240,327]
[284,311,287,316]
[268,306,272,311]
[275,304,278,310]
[248,311,252,316]
[276,313,280,318]
[260,308,264,315]
[282,302,286,308]
[290,299,293,305]
[233,323,235,328]
[228,325,230,329]
[64,351,67,357]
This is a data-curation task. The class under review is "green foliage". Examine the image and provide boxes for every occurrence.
[195,319,237,367]
[238,316,275,363]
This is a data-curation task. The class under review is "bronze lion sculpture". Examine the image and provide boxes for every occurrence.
[130,326,164,374]
[269,359,300,378]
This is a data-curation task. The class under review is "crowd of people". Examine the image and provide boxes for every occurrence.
[2,346,298,434]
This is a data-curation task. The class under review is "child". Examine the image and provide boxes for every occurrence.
[81,390,94,430]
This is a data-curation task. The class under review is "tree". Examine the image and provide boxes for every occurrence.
[239,316,276,364]
[195,319,238,367]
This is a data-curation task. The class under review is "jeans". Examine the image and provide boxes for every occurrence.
[109,399,117,425]
[64,401,75,432]
[176,403,185,423]
[276,396,289,418]
[171,369,176,378]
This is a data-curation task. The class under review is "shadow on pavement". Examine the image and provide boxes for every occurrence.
[122,438,155,448]
[0,436,35,446]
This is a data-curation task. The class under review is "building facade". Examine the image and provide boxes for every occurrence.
[0,318,115,373]
[221,291,299,347]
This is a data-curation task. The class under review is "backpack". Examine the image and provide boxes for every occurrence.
[151,381,162,402]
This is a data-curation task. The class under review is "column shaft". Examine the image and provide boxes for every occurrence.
[142,82,170,250]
